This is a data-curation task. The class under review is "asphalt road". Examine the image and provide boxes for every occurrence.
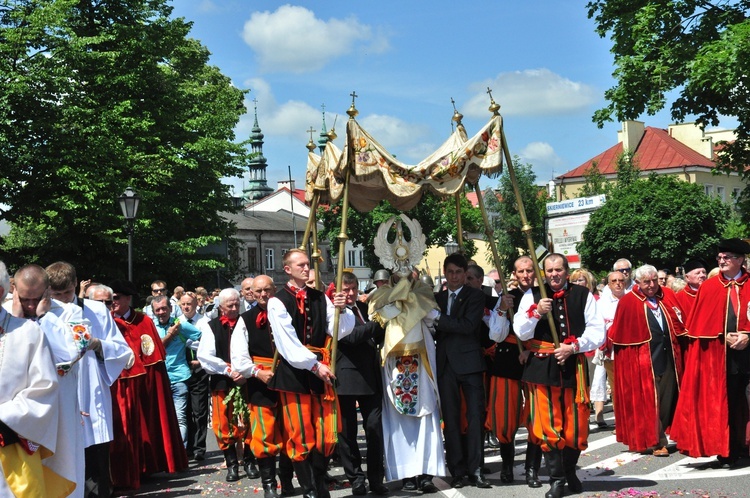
[127,405,749,498]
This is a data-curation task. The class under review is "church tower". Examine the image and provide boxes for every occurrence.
[243,100,274,202]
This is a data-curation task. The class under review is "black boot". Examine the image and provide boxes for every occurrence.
[244,446,261,479]
[279,453,296,496]
[543,450,565,498]
[524,442,543,488]
[499,442,515,483]
[563,447,583,494]
[224,448,240,482]
[293,458,317,498]
[259,457,281,498]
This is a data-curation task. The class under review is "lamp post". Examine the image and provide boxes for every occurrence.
[118,187,141,282]
[444,237,459,256]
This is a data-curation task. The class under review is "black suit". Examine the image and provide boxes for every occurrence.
[336,301,386,487]
[434,285,487,479]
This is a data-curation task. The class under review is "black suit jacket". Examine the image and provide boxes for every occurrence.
[335,301,385,396]
[434,286,486,376]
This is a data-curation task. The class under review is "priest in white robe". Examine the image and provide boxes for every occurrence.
[0,261,68,497]
[47,261,133,497]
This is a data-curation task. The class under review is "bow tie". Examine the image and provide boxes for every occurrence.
[553,290,566,299]
[220,315,238,329]
[256,309,268,329]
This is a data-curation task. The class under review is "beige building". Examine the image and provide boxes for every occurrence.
[554,120,744,202]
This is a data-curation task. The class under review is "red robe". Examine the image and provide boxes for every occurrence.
[675,286,699,324]
[110,309,187,489]
[608,285,685,452]
[671,272,750,458]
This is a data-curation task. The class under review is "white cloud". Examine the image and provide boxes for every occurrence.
[518,141,564,167]
[464,69,598,117]
[197,1,219,13]
[236,78,328,143]
[242,5,389,73]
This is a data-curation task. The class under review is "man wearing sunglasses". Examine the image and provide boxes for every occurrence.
[45,262,133,497]
[143,280,182,321]
[672,238,750,468]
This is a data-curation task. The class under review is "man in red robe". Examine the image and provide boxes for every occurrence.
[108,280,187,490]
[608,265,685,455]
[672,239,750,467]
[675,259,707,322]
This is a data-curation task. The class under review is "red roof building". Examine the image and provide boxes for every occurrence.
[554,121,742,203]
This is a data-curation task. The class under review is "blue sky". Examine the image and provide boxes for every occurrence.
[169,1,667,193]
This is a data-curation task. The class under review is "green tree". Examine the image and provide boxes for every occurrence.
[486,158,551,274]
[579,162,609,197]
[318,190,483,272]
[587,1,750,178]
[0,0,247,289]
[577,175,729,271]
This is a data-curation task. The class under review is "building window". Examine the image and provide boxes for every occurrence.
[704,184,713,197]
[347,250,356,268]
[248,247,258,273]
[733,187,742,200]
[265,248,275,271]
[717,186,725,202]
[359,250,364,267]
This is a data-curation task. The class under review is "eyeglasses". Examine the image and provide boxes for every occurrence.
[716,254,740,262]
[616,268,631,274]
[152,287,167,294]
[94,299,113,307]
[494,279,502,284]
[609,279,625,284]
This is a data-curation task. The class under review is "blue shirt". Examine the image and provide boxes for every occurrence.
[155,317,202,384]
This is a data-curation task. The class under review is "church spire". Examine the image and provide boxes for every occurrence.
[317,103,330,153]
[243,99,273,202]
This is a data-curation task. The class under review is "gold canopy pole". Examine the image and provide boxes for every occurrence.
[473,182,524,354]
[329,92,358,375]
[311,214,322,291]
[487,88,560,348]
[455,193,464,251]
[300,129,321,251]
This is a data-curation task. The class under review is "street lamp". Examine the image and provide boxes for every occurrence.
[118,187,141,282]
[444,237,459,256]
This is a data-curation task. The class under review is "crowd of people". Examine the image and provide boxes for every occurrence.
[0,236,748,498]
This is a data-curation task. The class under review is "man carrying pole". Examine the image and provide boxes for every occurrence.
[267,249,354,498]
[513,254,604,498]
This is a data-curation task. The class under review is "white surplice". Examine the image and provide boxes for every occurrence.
[0,308,61,496]
[49,298,133,447]
[37,311,85,497]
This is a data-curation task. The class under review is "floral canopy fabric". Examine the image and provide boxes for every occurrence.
[305,115,504,212]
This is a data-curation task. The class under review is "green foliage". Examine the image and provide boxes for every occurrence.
[577,175,730,271]
[579,161,609,197]
[615,150,640,188]
[587,0,750,184]
[0,0,247,289]
[318,190,483,271]
[487,158,550,274]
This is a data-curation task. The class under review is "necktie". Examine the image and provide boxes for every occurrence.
[256,309,268,329]
[351,306,365,325]
[448,292,457,316]
[730,280,740,317]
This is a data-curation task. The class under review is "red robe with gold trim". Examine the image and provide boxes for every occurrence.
[110,309,187,489]
[608,285,685,452]
[675,286,699,324]
[671,272,750,457]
